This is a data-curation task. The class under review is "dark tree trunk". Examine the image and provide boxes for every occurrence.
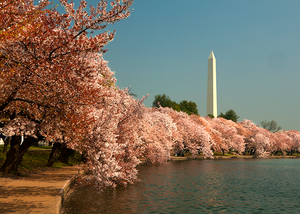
[81,152,87,163]
[221,149,225,156]
[2,136,11,154]
[32,140,39,147]
[58,143,74,164]
[0,136,37,174]
[46,142,62,167]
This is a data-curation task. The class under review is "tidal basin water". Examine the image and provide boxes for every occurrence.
[62,159,300,213]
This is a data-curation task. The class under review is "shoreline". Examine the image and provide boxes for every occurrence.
[170,155,300,161]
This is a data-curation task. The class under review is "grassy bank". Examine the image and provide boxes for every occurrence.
[0,145,82,177]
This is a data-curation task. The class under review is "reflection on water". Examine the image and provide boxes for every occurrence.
[62,159,300,214]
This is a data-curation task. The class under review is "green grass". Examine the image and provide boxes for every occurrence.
[0,144,53,151]
[29,145,53,150]
[212,152,235,156]
[223,153,235,156]
[0,145,82,177]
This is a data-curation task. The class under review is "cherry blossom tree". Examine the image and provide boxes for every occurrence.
[138,108,177,164]
[253,132,271,158]
[0,0,134,174]
[239,119,260,155]
[0,0,49,42]
[272,131,293,155]
[157,107,213,158]
[239,119,274,157]
[70,88,147,188]
[207,118,245,155]
[287,130,300,154]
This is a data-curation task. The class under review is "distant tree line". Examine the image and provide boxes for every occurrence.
[153,96,283,133]
[216,110,283,133]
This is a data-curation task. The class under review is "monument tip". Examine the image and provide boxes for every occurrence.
[208,50,215,59]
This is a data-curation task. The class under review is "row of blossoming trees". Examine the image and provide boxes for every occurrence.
[1,0,300,189]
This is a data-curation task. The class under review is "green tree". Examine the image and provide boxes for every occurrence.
[152,94,176,108]
[152,94,180,111]
[207,114,214,118]
[218,109,239,122]
[172,102,181,112]
[179,100,199,115]
[260,120,282,132]
[152,94,199,115]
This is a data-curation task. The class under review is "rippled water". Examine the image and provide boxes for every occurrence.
[62,159,300,213]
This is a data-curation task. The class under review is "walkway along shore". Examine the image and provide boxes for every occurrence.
[0,166,81,214]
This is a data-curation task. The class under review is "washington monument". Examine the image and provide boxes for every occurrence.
[206,50,217,118]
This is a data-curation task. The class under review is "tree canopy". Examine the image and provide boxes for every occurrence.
[207,114,215,118]
[218,109,239,122]
[179,100,199,115]
[152,94,178,109]
[260,120,282,133]
[0,0,137,184]
[152,94,199,115]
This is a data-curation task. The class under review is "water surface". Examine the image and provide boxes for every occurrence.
[62,159,300,213]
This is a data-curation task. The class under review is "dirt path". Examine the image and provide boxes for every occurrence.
[0,166,80,214]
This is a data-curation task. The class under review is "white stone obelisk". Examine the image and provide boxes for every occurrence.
[206,50,217,117]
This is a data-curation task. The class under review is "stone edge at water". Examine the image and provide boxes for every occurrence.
[57,170,84,214]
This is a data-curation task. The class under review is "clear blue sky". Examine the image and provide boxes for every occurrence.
[51,0,300,131]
